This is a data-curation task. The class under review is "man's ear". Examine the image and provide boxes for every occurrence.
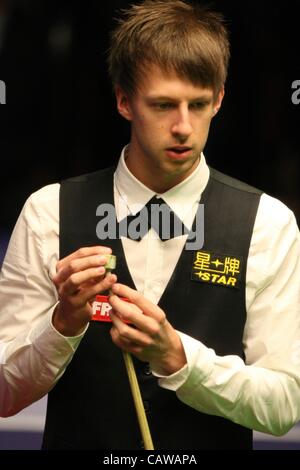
[115,86,133,121]
[213,87,225,116]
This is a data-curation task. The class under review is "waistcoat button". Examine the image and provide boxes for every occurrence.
[144,363,152,376]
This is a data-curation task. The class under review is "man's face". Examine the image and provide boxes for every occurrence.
[116,64,224,191]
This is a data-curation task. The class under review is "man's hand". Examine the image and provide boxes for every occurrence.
[52,246,117,336]
[109,284,187,375]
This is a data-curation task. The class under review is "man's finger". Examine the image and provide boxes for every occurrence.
[111,283,166,322]
[59,266,106,295]
[54,254,109,284]
[109,294,161,335]
[56,246,112,275]
[58,273,117,308]
[81,273,117,304]
[110,312,153,347]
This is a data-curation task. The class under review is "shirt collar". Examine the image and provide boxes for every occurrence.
[114,145,209,220]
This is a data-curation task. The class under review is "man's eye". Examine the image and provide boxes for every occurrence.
[156,103,173,110]
[190,102,205,110]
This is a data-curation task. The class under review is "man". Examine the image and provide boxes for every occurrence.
[0,0,300,450]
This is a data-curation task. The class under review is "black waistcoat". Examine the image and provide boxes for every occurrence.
[42,167,262,450]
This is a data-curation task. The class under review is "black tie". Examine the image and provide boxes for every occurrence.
[118,196,189,241]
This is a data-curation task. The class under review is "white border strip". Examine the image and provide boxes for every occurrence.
[0,411,299,443]
[0,415,45,432]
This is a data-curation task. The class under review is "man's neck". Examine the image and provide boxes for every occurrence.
[124,146,200,193]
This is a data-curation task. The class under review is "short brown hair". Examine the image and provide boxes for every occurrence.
[108,0,230,96]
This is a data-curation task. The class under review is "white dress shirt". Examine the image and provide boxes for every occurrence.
[0,149,300,436]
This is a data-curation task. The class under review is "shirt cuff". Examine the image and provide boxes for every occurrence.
[49,304,89,350]
[29,307,87,367]
[155,331,214,391]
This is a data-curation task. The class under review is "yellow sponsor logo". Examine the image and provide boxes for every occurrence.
[191,251,242,289]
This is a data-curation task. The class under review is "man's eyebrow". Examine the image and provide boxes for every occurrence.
[145,95,213,102]
[190,96,213,103]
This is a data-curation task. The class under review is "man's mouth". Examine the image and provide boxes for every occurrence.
[167,146,192,154]
[165,146,193,159]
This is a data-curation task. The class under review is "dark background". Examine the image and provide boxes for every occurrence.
[0,0,299,236]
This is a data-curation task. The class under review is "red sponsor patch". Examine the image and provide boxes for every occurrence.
[91,295,131,322]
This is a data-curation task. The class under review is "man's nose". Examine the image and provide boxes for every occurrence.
[171,107,193,139]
